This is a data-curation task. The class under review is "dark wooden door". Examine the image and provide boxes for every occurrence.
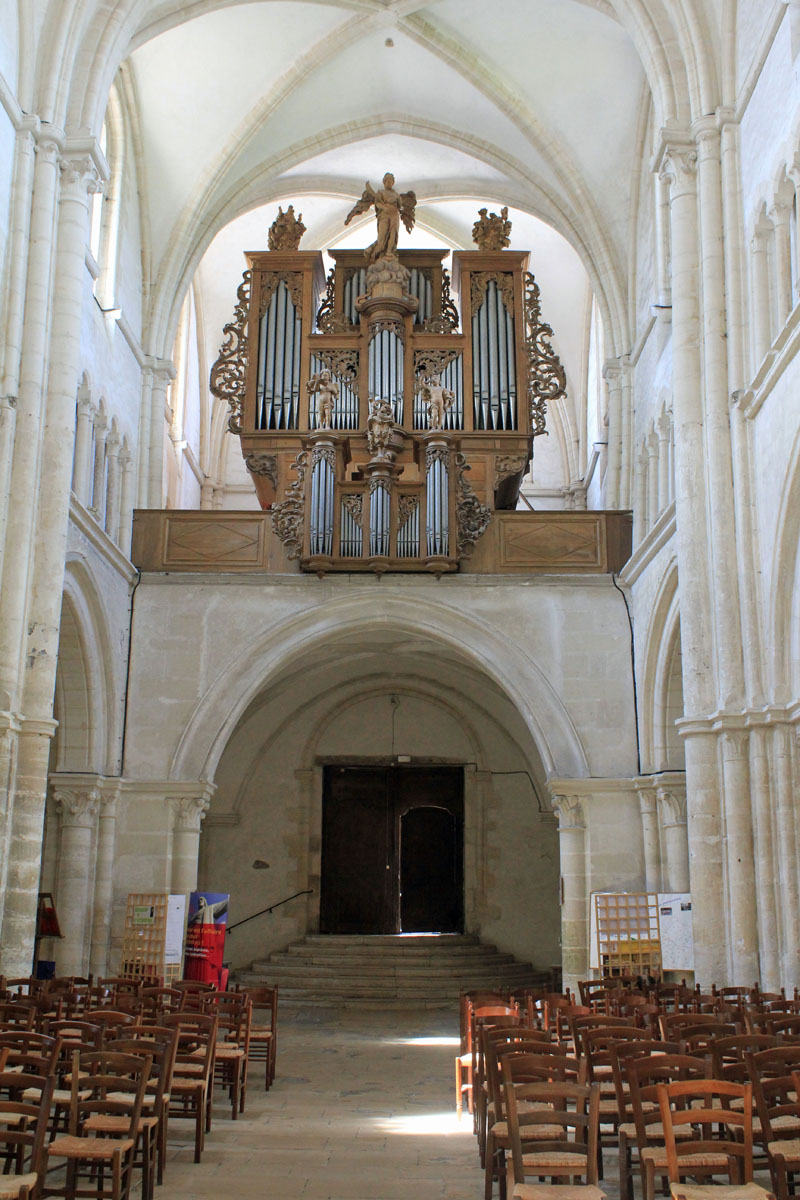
[319,767,393,934]
[319,765,464,934]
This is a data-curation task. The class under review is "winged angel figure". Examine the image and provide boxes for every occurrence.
[344,173,416,263]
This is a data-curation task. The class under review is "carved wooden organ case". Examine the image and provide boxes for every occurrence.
[211,245,566,573]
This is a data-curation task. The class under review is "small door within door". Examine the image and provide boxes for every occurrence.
[400,805,461,932]
[319,765,463,934]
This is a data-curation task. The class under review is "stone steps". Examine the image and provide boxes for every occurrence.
[236,932,550,1006]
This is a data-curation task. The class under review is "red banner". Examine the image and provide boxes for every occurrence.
[184,892,229,987]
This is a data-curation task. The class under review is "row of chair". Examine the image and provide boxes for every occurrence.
[0,976,280,1200]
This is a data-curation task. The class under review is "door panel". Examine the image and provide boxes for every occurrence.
[320,767,393,934]
[400,806,461,932]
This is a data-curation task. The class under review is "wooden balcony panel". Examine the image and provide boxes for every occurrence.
[131,510,632,575]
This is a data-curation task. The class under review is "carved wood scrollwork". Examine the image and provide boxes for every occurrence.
[455,452,491,559]
[314,348,360,383]
[414,348,461,385]
[494,454,528,489]
[244,452,278,486]
[523,270,566,437]
[209,269,251,435]
[470,271,515,314]
[259,271,304,314]
[398,495,418,529]
[421,269,459,334]
[369,319,404,341]
[342,493,363,527]
[271,451,307,560]
[316,268,356,333]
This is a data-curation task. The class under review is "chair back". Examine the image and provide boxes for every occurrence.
[502,1073,601,1188]
[657,1078,755,1185]
[72,1048,152,1140]
[0,1068,54,1186]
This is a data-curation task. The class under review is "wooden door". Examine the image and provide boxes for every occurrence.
[319,765,463,934]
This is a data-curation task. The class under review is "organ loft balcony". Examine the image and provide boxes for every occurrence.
[131,191,631,576]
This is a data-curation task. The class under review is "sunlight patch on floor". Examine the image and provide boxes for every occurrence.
[373,1111,467,1135]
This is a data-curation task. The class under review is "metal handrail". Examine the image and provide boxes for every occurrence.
[227,889,313,935]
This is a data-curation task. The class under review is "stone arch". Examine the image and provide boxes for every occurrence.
[770,422,800,702]
[53,557,118,775]
[640,559,684,771]
[170,593,590,785]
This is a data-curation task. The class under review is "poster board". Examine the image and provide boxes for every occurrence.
[590,892,661,976]
[122,892,186,985]
[656,892,694,971]
[184,892,229,987]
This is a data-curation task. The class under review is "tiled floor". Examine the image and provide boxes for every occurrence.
[158,1004,485,1199]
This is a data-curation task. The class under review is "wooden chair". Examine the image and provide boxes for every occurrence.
[122,1025,179,1188]
[479,1031,560,1168]
[470,1006,522,1137]
[743,1054,800,1198]
[238,985,277,1091]
[502,1073,606,1199]
[81,1012,135,1042]
[202,991,249,1119]
[46,1049,152,1200]
[162,1013,217,1163]
[486,1049,585,1200]
[657,1078,776,1199]
[0,1067,54,1199]
[0,1004,35,1032]
[678,1022,741,1055]
[625,1052,711,1200]
[102,1033,178,1200]
[610,1039,681,1200]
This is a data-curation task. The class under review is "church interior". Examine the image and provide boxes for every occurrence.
[1,0,800,1194]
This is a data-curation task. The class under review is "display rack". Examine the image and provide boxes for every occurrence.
[121,892,184,986]
[594,892,661,977]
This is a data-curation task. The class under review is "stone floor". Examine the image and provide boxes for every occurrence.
[157,1004,486,1199]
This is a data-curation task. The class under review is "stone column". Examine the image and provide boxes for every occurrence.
[170,795,211,896]
[3,151,103,978]
[552,794,587,993]
[772,724,800,986]
[646,433,659,529]
[136,367,153,507]
[90,411,108,524]
[89,783,119,977]
[718,728,759,981]
[749,727,780,991]
[658,786,690,893]
[53,784,100,976]
[769,195,793,327]
[72,388,95,504]
[638,786,661,893]
[117,447,133,555]
[601,360,622,509]
[0,709,21,943]
[148,363,175,508]
[633,446,648,547]
[104,430,121,541]
[750,219,773,368]
[619,358,633,509]
[789,162,800,302]
[657,412,671,512]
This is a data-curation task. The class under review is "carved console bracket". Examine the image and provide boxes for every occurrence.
[455,452,492,560]
[523,271,566,437]
[210,269,252,434]
[271,451,308,559]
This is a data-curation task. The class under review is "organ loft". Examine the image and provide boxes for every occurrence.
[206,175,631,576]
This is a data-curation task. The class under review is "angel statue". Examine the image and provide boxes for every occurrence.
[344,173,416,263]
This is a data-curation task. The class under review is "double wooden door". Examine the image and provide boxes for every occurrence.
[320,765,464,935]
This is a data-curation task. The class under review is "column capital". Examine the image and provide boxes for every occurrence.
[691,114,720,147]
[169,794,211,832]
[655,131,698,192]
[53,786,101,825]
[657,786,687,826]
[637,786,658,815]
[105,430,121,456]
[59,154,103,198]
[34,138,62,167]
[551,794,586,829]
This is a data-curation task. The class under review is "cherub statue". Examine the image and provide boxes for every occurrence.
[344,173,416,263]
[472,205,512,251]
[366,397,396,459]
[268,204,306,251]
[307,369,339,429]
[420,383,455,431]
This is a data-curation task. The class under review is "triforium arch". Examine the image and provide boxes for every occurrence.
[639,561,684,774]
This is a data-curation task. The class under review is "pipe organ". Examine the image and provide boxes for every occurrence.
[211,203,567,574]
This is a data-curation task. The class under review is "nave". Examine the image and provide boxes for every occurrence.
[159,1004,481,1200]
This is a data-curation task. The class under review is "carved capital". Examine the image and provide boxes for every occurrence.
[637,787,658,816]
[60,154,102,197]
[54,787,101,826]
[552,794,585,830]
[169,795,210,833]
[719,728,749,759]
[34,139,62,167]
[657,787,687,826]
[658,144,698,191]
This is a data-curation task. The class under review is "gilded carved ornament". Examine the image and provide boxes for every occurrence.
[414,348,461,385]
[268,205,306,251]
[494,454,528,489]
[271,452,308,560]
[315,348,359,384]
[316,269,355,334]
[421,270,459,334]
[523,271,566,438]
[243,453,278,486]
[398,495,419,528]
[455,453,491,560]
[341,493,363,527]
[471,271,515,314]
[258,271,303,315]
[209,269,251,435]
[472,206,512,250]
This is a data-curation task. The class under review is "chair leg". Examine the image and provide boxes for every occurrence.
[455,1056,462,1119]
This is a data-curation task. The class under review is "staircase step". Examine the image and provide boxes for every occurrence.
[235,932,549,1005]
